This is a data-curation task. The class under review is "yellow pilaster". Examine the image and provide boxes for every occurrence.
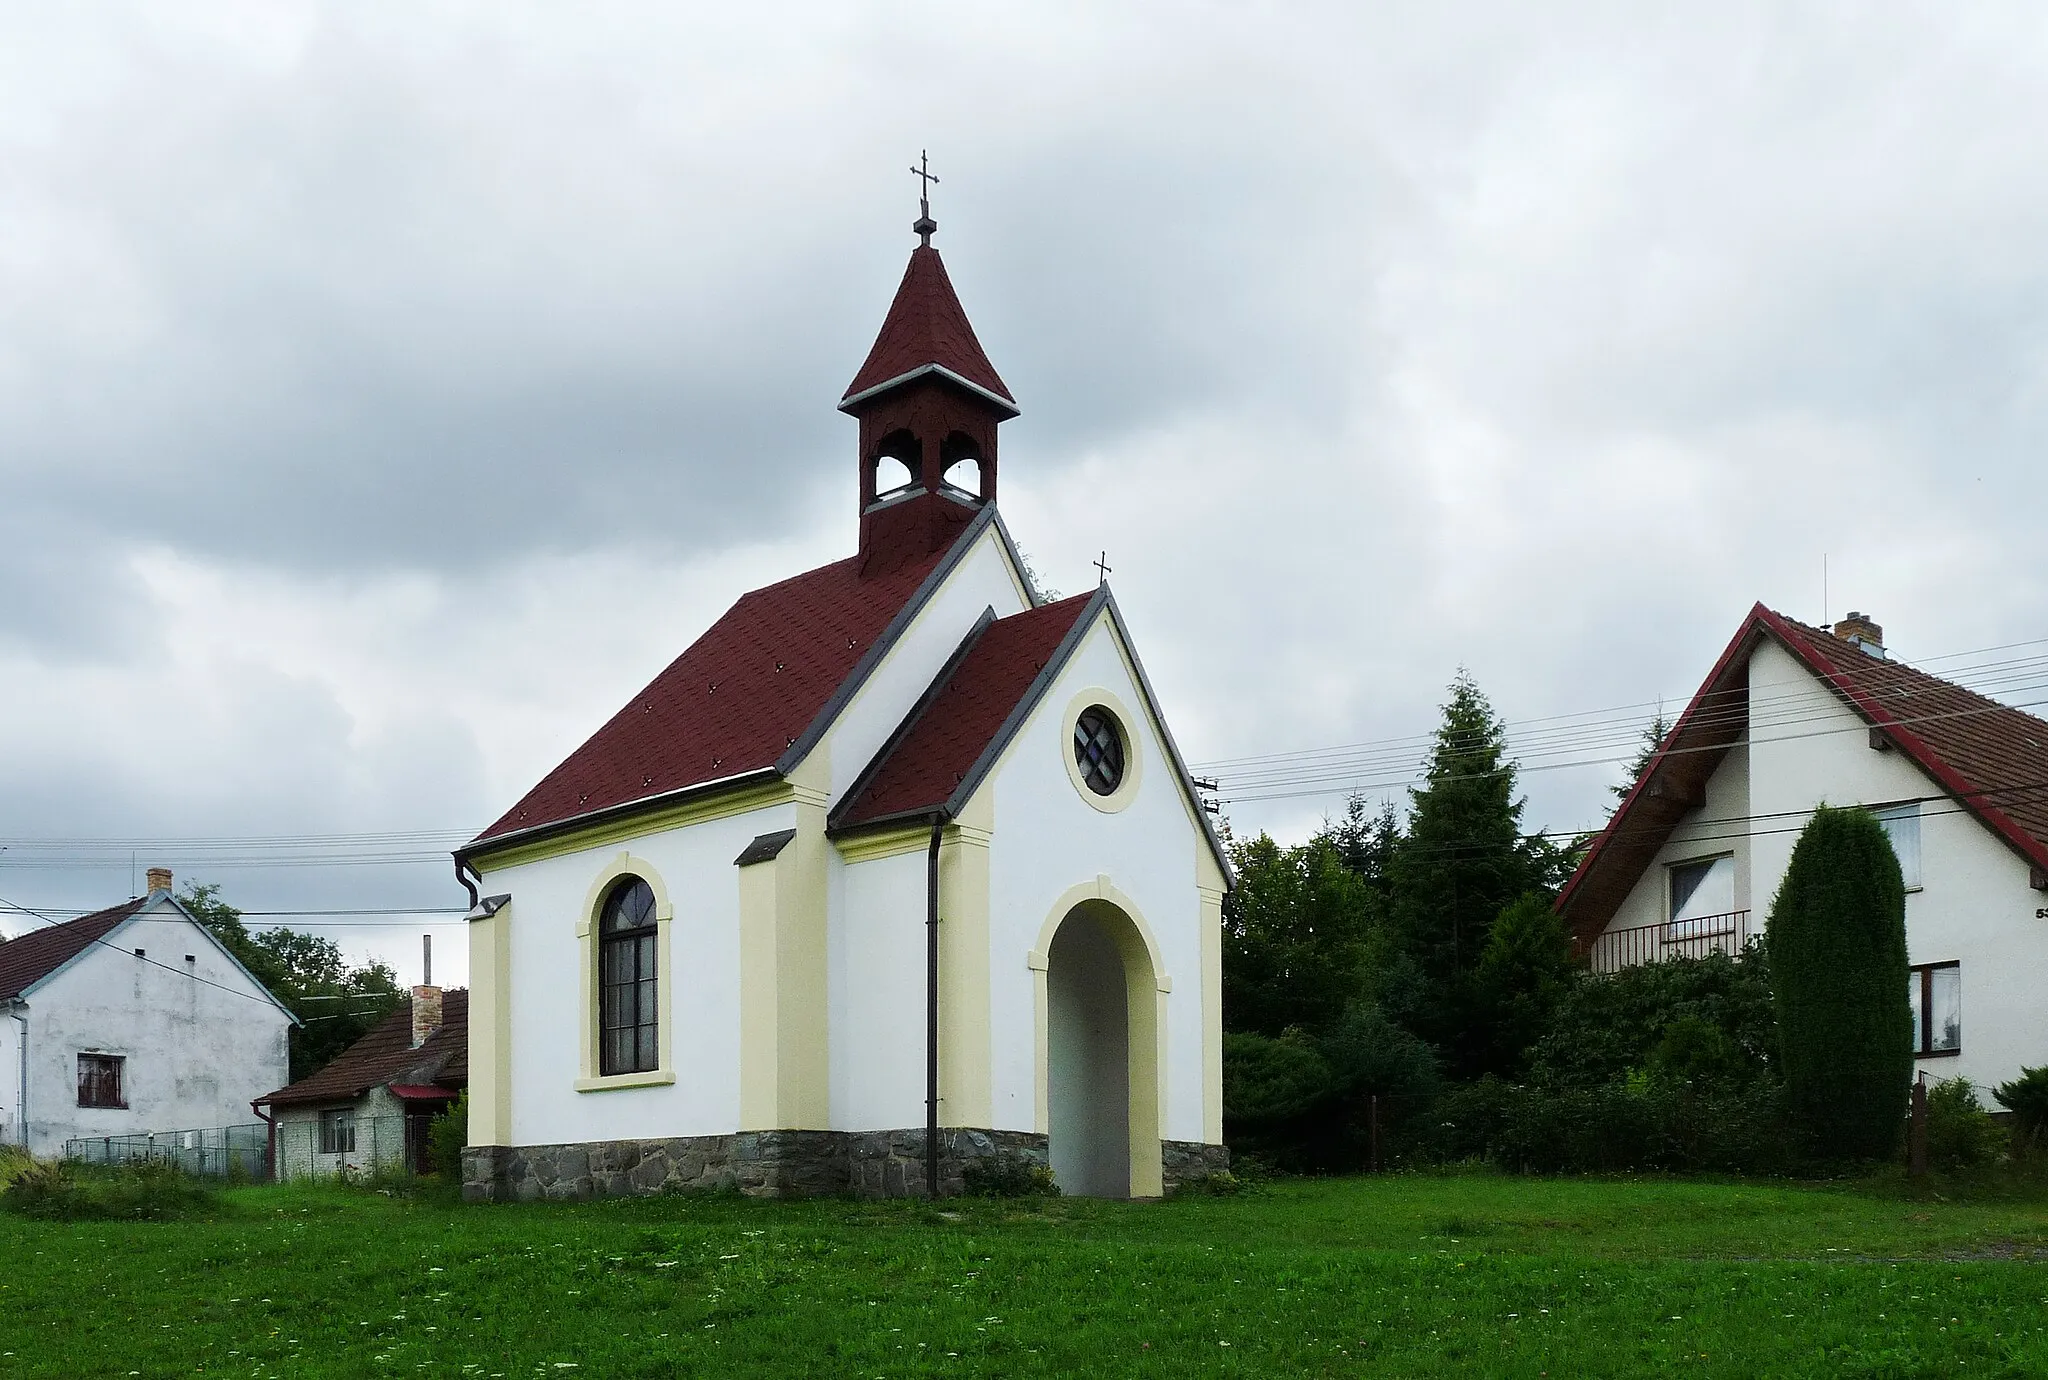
[465,900,515,1146]
[939,813,994,1128]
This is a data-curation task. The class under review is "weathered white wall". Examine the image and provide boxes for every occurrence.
[0,1009,21,1147]
[982,616,1212,1145]
[821,527,1029,806]
[481,799,793,1148]
[1601,638,2048,1093]
[19,904,289,1157]
[828,849,929,1130]
[274,1084,412,1179]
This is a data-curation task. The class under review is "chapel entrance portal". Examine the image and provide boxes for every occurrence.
[1045,899,1159,1197]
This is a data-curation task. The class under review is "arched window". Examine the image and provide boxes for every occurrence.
[940,431,983,497]
[598,877,659,1075]
[871,430,923,499]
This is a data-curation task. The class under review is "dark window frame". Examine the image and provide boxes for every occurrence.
[598,877,661,1076]
[1073,706,1127,796]
[76,1053,126,1109]
[1910,960,1961,1057]
[319,1106,357,1155]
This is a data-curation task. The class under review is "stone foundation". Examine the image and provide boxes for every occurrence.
[1161,1138,1232,1190]
[463,1129,1229,1202]
[463,1127,1048,1203]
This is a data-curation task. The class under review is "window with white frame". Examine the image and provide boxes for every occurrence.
[1874,802,1922,888]
[1908,962,1960,1056]
[1666,854,1737,938]
[319,1107,357,1155]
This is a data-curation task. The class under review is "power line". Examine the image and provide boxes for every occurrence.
[0,891,289,1013]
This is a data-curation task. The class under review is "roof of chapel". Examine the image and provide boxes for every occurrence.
[465,508,1015,852]
[833,591,1100,830]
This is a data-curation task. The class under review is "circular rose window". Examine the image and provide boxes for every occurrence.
[1072,706,1126,796]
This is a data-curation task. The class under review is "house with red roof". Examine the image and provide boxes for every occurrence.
[1560,607,2048,1094]
[454,212,1231,1202]
[255,988,465,1179]
[0,868,294,1157]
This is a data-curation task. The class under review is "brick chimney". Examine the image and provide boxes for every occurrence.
[1832,611,1886,659]
[145,867,173,896]
[410,985,444,1049]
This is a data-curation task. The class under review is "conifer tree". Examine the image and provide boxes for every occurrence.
[1385,673,1565,1071]
[1766,805,1913,1161]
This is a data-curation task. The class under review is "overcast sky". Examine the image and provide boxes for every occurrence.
[6,3,2047,986]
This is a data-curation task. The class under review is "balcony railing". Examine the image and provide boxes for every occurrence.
[1588,910,1750,975]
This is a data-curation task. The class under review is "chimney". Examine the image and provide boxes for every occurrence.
[411,985,444,1049]
[145,867,173,897]
[1832,611,1886,659]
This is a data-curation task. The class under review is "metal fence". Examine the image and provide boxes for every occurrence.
[65,1123,271,1181]
[271,1113,420,1182]
[1588,909,1751,974]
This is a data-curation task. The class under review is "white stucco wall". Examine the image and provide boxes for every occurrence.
[1605,731,1754,939]
[12,904,290,1157]
[481,799,794,1148]
[0,1009,21,1147]
[274,1084,414,1179]
[981,615,1212,1145]
[821,527,1030,807]
[1600,637,2048,1093]
[829,849,929,1131]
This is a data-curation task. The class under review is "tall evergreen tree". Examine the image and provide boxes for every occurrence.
[1613,710,1673,801]
[1384,673,1569,1073]
[1766,805,1913,1161]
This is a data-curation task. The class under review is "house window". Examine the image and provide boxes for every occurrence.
[599,877,660,1076]
[1667,855,1735,924]
[1874,803,1922,888]
[319,1107,357,1155]
[76,1054,125,1109]
[1909,962,1961,1056]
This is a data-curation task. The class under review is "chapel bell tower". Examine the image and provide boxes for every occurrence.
[841,166,1018,570]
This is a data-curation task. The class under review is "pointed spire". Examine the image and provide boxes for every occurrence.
[840,246,1017,416]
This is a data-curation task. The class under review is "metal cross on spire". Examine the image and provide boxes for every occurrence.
[1094,551,1112,585]
[910,150,939,247]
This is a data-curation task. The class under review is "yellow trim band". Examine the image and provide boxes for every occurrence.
[469,779,795,871]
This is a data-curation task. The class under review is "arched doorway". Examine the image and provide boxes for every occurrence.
[1043,897,1161,1197]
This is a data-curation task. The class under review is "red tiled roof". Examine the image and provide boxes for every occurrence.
[1558,603,2048,941]
[842,246,1015,408]
[836,593,1096,828]
[0,899,145,1000]
[257,991,468,1107]
[470,541,956,846]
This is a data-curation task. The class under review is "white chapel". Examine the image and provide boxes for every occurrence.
[456,209,1232,1200]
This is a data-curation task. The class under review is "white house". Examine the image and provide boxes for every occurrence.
[0,868,295,1157]
[1561,606,2048,1096]
[455,221,1231,1201]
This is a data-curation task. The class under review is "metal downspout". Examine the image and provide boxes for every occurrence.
[250,1098,276,1182]
[925,815,945,1199]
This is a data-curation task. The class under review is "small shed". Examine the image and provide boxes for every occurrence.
[256,988,466,1179]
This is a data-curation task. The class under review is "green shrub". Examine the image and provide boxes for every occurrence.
[1993,1065,2048,1154]
[1168,1171,1249,1197]
[960,1151,1059,1198]
[0,1145,29,1192]
[430,1091,469,1181]
[1,1158,217,1222]
[1528,948,1777,1092]
[1924,1077,2003,1171]
[1766,805,1913,1162]
[1223,1004,1440,1173]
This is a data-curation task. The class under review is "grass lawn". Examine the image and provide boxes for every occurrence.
[2,1172,2045,1377]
